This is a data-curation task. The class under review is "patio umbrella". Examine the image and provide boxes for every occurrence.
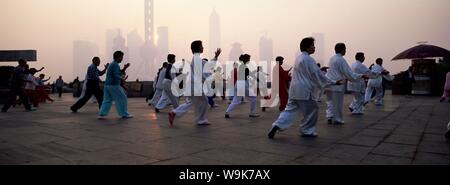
[392,44,450,61]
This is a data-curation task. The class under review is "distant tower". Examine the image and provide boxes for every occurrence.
[259,35,273,63]
[112,29,128,61]
[127,30,144,81]
[209,9,221,57]
[312,33,325,66]
[141,0,158,79]
[157,26,169,61]
[73,41,99,79]
[145,0,155,43]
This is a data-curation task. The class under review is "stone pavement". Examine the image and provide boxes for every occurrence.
[0,91,449,165]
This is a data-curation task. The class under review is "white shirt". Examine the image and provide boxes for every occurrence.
[326,54,362,92]
[24,74,39,90]
[347,61,370,92]
[368,64,385,87]
[155,68,166,89]
[289,52,335,101]
[190,53,218,96]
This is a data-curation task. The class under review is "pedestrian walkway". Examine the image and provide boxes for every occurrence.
[0,92,449,165]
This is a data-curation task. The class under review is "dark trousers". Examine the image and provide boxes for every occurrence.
[57,87,63,97]
[2,87,32,112]
[70,80,103,111]
[208,95,216,107]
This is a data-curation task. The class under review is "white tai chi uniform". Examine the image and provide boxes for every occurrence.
[347,61,373,114]
[316,70,327,102]
[325,54,362,123]
[156,64,179,110]
[225,63,258,117]
[272,52,335,135]
[150,68,166,106]
[172,53,217,125]
[365,64,384,105]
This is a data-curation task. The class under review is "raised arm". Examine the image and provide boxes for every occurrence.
[99,63,109,76]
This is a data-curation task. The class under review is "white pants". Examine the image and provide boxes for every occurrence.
[150,88,163,106]
[365,86,383,105]
[156,79,179,109]
[317,89,325,102]
[226,95,257,115]
[225,81,258,115]
[349,91,365,114]
[272,99,319,135]
[326,91,345,123]
[173,96,209,124]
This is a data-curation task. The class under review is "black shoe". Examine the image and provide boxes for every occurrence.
[334,121,345,125]
[1,109,6,113]
[225,113,230,119]
[327,119,333,125]
[268,126,280,139]
[363,101,369,106]
[349,107,354,112]
[301,133,318,138]
[262,107,266,112]
[446,130,450,140]
[70,107,77,113]
[155,108,160,113]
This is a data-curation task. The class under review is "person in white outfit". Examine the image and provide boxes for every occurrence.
[325,43,368,125]
[347,52,378,115]
[365,58,390,106]
[155,55,179,112]
[168,40,222,126]
[225,54,260,118]
[268,37,344,139]
[149,62,168,106]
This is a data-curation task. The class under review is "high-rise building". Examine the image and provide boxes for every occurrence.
[112,29,129,61]
[105,29,116,62]
[157,26,169,62]
[127,30,144,81]
[209,9,221,57]
[73,40,99,80]
[145,0,155,43]
[259,35,273,63]
[141,0,158,79]
[312,33,325,66]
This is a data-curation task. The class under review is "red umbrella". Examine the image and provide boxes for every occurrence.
[392,44,450,61]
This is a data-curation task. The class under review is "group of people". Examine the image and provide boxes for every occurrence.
[1,60,56,112]
[268,38,391,138]
[70,52,133,119]
[6,37,450,141]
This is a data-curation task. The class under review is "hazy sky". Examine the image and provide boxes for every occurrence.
[1,0,449,80]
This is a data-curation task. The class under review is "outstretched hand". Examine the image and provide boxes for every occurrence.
[104,63,110,68]
[214,48,222,58]
[124,63,131,69]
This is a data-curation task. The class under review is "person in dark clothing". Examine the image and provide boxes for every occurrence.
[1,59,34,112]
[403,66,415,96]
[55,76,64,97]
[70,57,109,113]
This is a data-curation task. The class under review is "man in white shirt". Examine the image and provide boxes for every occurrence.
[365,58,389,106]
[268,37,343,139]
[348,52,375,115]
[325,43,368,125]
[150,62,168,107]
[168,40,222,126]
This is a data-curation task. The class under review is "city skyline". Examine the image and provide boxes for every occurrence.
[1,0,450,80]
